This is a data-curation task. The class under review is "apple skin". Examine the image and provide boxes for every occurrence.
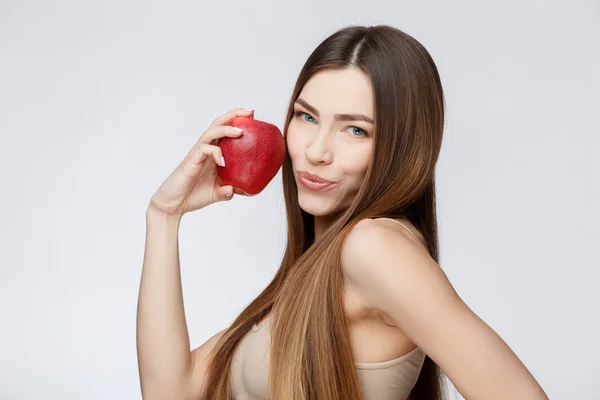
[216,116,286,196]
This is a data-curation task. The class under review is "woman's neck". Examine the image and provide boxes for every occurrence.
[313,214,338,241]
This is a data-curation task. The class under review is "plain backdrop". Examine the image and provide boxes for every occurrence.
[1,0,598,399]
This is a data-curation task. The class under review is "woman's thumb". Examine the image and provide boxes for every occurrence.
[216,185,235,202]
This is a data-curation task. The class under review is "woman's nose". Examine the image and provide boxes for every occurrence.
[305,132,333,165]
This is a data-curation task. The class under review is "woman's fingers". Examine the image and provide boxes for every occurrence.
[195,143,225,167]
[185,107,253,160]
[180,143,224,178]
[209,107,254,129]
[184,125,241,165]
[200,124,244,146]
[216,185,235,201]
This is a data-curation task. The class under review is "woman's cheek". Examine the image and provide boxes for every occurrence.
[285,130,304,163]
[340,145,372,177]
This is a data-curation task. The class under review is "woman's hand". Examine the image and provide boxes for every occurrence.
[149,107,254,217]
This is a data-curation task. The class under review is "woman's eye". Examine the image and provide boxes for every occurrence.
[348,126,368,137]
[294,111,368,137]
[295,111,316,123]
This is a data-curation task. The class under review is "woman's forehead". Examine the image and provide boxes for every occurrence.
[298,69,374,120]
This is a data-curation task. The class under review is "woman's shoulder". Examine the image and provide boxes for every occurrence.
[345,217,427,252]
[340,217,432,284]
[339,217,451,343]
[371,217,427,247]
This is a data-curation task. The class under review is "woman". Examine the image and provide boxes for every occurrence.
[137,25,548,400]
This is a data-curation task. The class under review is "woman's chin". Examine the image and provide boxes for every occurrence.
[298,196,339,217]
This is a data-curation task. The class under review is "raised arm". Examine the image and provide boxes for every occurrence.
[136,108,254,399]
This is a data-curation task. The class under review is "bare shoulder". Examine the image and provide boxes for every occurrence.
[341,217,433,278]
[188,329,227,399]
[340,217,458,317]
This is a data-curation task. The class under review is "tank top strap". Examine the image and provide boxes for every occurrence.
[376,217,418,239]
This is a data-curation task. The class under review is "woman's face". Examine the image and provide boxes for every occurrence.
[287,68,375,217]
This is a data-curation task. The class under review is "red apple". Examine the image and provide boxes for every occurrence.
[216,116,286,196]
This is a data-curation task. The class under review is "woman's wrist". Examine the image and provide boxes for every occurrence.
[146,202,183,225]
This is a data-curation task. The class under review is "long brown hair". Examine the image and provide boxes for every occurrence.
[204,24,446,399]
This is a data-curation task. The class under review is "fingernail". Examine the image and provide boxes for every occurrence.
[231,127,243,133]
[225,189,233,197]
[220,156,226,167]
[243,108,254,112]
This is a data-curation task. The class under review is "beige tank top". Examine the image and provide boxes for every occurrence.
[230,219,426,400]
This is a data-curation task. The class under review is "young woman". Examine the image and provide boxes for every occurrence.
[137,25,548,400]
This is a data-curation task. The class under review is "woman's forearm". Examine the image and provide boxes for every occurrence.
[136,205,191,399]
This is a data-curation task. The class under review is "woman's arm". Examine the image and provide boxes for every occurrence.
[137,205,224,400]
[136,108,253,399]
[341,218,549,400]
[136,205,191,399]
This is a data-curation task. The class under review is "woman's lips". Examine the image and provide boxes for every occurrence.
[297,171,337,191]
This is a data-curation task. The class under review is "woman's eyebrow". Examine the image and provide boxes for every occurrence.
[295,97,374,124]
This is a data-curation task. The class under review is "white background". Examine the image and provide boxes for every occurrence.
[1,0,598,399]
